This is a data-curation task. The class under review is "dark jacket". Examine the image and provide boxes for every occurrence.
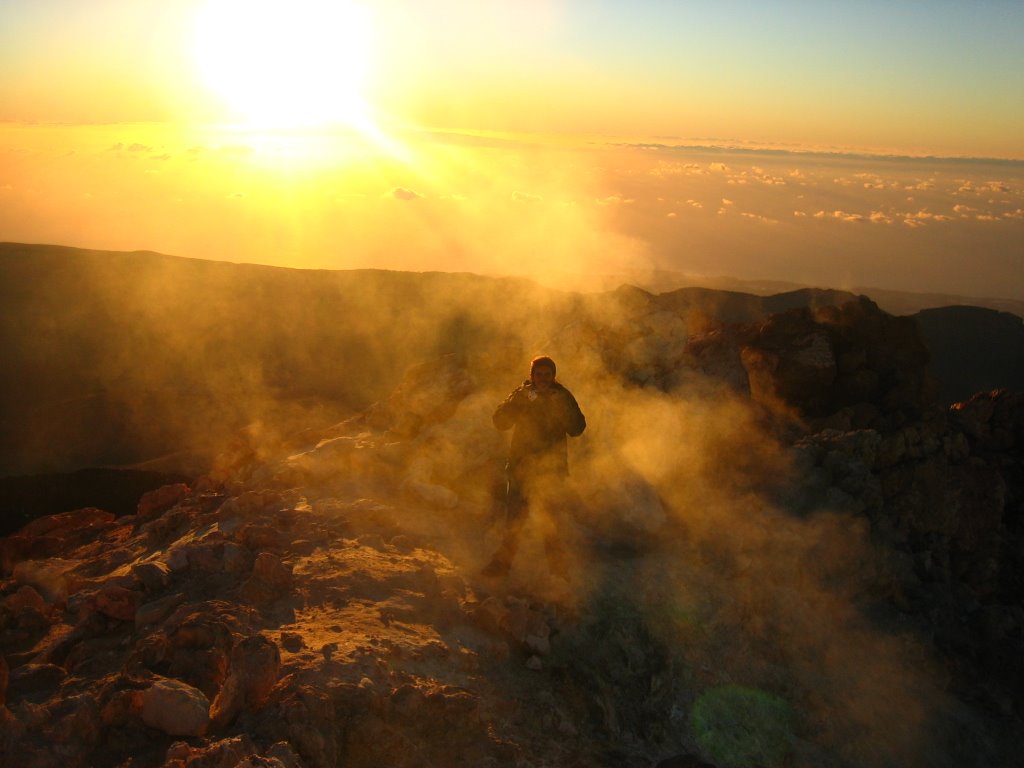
[493,380,586,476]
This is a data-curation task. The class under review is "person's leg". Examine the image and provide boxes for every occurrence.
[481,465,528,577]
[540,473,585,580]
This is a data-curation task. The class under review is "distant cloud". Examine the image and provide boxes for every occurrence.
[793,211,808,217]
[814,210,864,223]
[953,204,977,214]
[151,153,171,161]
[649,162,703,177]
[810,207,957,227]
[127,143,152,152]
[975,214,999,222]
[721,198,734,206]
[227,192,245,199]
[596,195,634,205]
[901,209,952,224]
[391,187,424,201]
[666,212,677,218]
[741,212,778,224]
[708,162,728,172]
[686,199,703,209]
[981,181,1010,193]
[788,169,805,179]
[854,172,885,189]
[512,191,542,203]
[953,180,1010,195]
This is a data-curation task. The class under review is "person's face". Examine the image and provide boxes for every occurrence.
[531,365,555,391]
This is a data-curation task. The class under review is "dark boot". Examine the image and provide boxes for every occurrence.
[481,529,519,578]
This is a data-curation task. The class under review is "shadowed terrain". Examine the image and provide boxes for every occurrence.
[1,284,1022,765]
[1,243,1023,766]
[3,243,1019,485]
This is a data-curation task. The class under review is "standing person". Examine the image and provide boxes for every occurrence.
[482,356,586,579]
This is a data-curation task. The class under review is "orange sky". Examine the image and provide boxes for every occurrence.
[2,1,1022,158]
[0,1,1022,298]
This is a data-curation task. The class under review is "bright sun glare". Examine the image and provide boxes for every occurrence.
[193,0,375,130]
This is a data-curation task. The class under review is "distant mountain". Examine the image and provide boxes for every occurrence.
[1,242,1019,477]
[913,306,1024,405]
[540,267,1024,318]
[857,286,1024,319]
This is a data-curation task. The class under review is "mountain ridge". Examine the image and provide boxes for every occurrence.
[3,242,1022,481]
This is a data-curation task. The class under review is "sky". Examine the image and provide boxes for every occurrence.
[1,0,1022,299]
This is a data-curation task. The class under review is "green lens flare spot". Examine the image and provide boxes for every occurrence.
[691,684,795,768]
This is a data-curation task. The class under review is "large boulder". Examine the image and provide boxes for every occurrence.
[140,677,211,737]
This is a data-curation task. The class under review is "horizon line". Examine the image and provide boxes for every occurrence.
[3,120,1022,166]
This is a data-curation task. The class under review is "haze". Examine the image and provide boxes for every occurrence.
[1,0,1022,300]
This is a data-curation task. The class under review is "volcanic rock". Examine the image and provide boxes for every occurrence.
[140,677,211,737]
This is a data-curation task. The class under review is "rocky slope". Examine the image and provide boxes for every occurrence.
[2,285,1023,766]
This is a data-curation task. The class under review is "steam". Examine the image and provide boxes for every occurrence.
[430,307,955,765]
[1,241,963,766]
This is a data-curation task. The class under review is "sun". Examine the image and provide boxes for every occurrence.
[193,0,375,130]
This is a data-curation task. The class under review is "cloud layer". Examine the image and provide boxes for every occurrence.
[1,124,1022,299]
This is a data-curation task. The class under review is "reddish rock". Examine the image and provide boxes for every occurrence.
[137,483,190,521]
[3,584,48,613]
[237,524,285,552]
[254,684,337,768]
[240,552,293,603]
[100,688,143,727]
[163,734,256,767]
[42,691,100,747]
[135,592,187,630]
[131,560,173,592]
[20,507,114,538]
[0,535,63,576]
[140,677,211,737]
[210,634,281,730]
[94,585,141,622]
[11,558,81,603]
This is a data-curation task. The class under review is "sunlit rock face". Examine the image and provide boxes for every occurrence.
[1,295,1023,768]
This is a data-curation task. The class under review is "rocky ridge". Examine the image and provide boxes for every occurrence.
[2,297,1023,767]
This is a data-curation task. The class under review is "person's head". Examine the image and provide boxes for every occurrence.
[530,356,556,391]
